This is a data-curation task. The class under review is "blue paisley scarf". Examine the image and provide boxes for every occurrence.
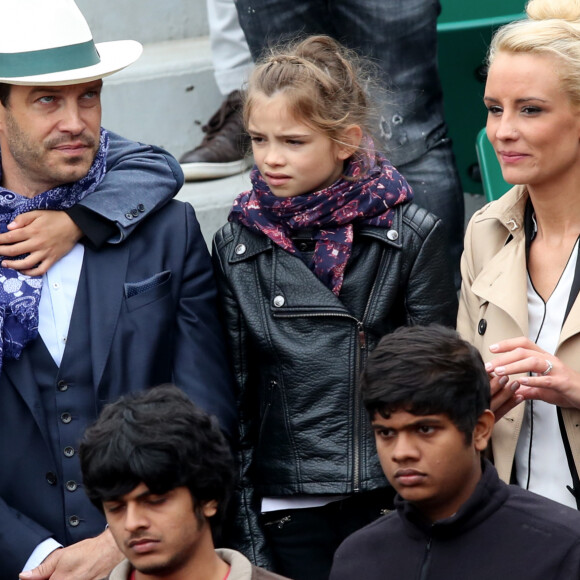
[229,144,413,295]
[0,128,109,366]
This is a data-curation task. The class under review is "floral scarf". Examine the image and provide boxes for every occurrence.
[0,128,109,368]
[229,146,413,295]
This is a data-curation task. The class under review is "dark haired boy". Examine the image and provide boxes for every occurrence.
[80,385,287,580]
[330,325,580,580]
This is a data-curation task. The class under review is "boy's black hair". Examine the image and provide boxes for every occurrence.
[79,384,235,531]
[361,325,491,443]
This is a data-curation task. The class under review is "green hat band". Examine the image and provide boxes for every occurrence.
[0,40,100,78]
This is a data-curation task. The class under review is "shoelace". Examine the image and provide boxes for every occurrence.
[201,91,242,142]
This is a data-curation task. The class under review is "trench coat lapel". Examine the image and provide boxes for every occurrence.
[471,231,529,337]
[561,281,580,346]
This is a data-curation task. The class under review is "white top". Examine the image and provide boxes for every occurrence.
[261,494,348,513]
[515,239,578,509]
[38,243,84,365]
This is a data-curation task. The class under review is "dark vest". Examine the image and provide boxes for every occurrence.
[30,262,105,544]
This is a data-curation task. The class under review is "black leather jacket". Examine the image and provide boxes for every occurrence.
[212,202,457,563]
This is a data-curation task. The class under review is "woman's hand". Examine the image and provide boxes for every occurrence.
[485,336,580,410]
[0,210,82,276]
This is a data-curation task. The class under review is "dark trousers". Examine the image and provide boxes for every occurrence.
[261,488,395,580]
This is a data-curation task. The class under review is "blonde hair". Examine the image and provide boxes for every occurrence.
[243,35,377,149]
[488,0,580,105]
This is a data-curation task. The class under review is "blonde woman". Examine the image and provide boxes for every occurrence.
[458,0,580,510]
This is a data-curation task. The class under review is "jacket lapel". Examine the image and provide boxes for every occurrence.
[83,242,130,390]
[3,338,51,440]
[230,223,349,312]
[560,272,580,346]
[471,235,529,336]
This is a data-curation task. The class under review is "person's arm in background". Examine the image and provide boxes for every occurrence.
[0,132,183,275]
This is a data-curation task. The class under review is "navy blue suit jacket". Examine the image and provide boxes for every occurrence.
[0,200,236,577]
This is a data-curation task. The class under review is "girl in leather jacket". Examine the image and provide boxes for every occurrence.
[212,35,457,580]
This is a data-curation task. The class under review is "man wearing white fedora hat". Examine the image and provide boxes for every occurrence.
[0,1,236,579]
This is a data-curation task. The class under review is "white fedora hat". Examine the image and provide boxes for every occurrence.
[0,0,142,86]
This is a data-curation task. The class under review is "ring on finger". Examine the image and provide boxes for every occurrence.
[542,359,553,376]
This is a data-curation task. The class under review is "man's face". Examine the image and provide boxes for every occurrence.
[372,409,492,522]
[0,80,102,197]
[103,483,217,577]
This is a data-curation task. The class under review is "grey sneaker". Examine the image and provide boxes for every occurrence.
[180,90,253,181]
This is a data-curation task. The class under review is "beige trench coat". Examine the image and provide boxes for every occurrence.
[457,184,580,483]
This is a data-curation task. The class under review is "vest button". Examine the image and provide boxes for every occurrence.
[66,480,78,492]
[57,380,68,392]
[63,446,75,458]
[61,412,72,424]
[478,319,487,335]
[273,295,285,308]
[68,515,80,527]
[46,472,57,486]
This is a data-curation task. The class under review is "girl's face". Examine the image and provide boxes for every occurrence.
[484,51,580,192]
[247,92,356,198]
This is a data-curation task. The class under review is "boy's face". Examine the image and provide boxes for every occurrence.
[372,409,493,522]
[103,483,217,577]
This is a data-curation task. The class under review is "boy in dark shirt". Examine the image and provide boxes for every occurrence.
[331,325,580,580]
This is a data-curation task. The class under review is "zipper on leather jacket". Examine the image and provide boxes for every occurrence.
[358,320,366,349]
[353,321,367,492]
[274,311,367,493]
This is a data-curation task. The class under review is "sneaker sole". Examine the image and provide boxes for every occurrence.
[181,157,254,181]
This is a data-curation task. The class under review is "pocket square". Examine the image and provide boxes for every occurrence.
[124,271,172,298]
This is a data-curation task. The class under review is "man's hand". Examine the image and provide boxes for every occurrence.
[19,529,124,580]
[0,210,82,276]
[489,373,523,421]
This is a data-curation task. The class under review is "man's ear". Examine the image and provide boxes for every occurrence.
[202,499,218,518]
[0,104,6,132]
[336,124,363,161]
[473,409,495,452]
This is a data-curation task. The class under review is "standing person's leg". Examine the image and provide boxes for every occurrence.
[180,0,254,180]
[260,489,394,580]
[210,0,253,96]
[333,0,464,288]
[235,0,333,60]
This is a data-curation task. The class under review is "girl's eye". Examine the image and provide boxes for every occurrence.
[521,106,541,115]
[250,136,264,143]
[486,105,502,115]
[287,140,304,146]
